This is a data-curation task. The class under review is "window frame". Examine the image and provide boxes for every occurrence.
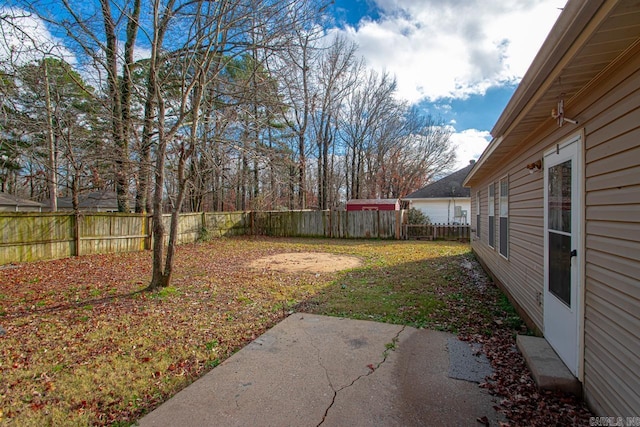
[488,183,495,249]
[475,191,481,238]
[499,176,509,259]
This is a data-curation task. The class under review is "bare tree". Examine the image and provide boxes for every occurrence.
[270,1,328,209]
[339,71,455,201]
[311,35,360,209]
[147,0,307,289]
[339,70,397,199]
[380,113,456,198]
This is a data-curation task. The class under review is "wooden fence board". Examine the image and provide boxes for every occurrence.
[0,214,74,263]
[79,214,148,255]
[204,212,249,237]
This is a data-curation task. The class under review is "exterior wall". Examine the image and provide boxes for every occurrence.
[409,198,470,224]
[470,49,640,416]
[581,53,640,417]
[0,205,42,212]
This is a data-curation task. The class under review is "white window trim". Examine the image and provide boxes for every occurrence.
[499,175,509,260]
[488,183,495,249]
[475,191,481,238]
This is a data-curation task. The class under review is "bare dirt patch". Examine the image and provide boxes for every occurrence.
[248,252,362,273]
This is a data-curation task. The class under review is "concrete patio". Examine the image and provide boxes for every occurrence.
[138,313,505,426]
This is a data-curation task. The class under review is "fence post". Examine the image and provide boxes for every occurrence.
[146,214,153,250]
[74,212,81,257]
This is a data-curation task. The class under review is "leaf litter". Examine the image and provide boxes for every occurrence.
[0,237,593,425]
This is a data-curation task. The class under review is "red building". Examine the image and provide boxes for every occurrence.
[345,198,400,211]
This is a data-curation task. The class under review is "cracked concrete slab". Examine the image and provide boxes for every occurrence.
[138,313,504,427]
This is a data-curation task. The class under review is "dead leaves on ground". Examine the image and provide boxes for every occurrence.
[0,238,594,425]
[0,238,323,425]
[451,257,593,426]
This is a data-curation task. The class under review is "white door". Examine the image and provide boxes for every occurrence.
[543,135,582,376]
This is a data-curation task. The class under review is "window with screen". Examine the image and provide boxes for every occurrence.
[488,183,495,248]
[499,178,509,258]
[475,191,481,238]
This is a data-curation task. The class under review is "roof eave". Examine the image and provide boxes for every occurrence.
[465,0,608,187]
[491,1,604,138]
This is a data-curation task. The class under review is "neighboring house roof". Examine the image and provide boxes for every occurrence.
[404,162,475,199]
[55,190,119,211]
[0,192,45,209]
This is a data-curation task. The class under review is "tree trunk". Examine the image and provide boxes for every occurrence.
[136,97,155,213]
[298,134,306,209]
[43,61,58,212]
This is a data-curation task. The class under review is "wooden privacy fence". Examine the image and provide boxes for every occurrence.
[253,210,404,239]
[404,223,471,241]
[0,210,467,265]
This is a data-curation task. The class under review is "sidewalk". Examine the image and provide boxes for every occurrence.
[138,313,503,426]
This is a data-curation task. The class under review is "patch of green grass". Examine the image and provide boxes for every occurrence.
[236,295,253,305]
[205,358,221,369]
[307,244,464,329]
[204,340,219,351]
[301,241,525,337]
[152,286,179,300]
[496,293,525,331]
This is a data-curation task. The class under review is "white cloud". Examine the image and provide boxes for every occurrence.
[450,128,491,169]
[1,7,153,89]
[0,8,77,67]
[331,0,565,103]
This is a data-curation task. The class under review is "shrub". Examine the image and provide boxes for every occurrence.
[407,208,431,225]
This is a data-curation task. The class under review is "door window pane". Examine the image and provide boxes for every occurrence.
[549,231,571,307]
[548,160,572,232]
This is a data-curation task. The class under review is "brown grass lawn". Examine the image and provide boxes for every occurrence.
[0,237,587,426]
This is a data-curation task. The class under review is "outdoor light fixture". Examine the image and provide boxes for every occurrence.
[551,99,578,127]
[526,159,542,173]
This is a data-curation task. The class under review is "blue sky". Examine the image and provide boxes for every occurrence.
[328,0,566,168]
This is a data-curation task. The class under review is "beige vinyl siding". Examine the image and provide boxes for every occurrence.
[471,161,546,331]
[581,59,640,416]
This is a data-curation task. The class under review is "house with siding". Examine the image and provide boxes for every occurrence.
[403,161,474,224]
[0,192,44,212]
[45,190,121,212]
[463,0,639,416]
